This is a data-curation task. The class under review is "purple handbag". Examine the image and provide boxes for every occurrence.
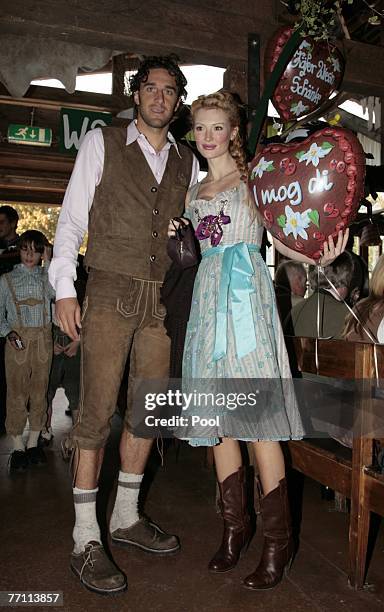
[167,217,199,269]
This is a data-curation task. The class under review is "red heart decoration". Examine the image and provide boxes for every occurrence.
[249,127,365,260]
[265,27,344,121]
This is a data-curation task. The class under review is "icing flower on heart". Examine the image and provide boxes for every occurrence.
[297,141,333,167]
[330,56,341,72]
[290,100,309,117]
[251,156,274,179]
[282,206,311,241]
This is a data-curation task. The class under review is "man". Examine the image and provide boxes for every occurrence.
[274,260,307,324]
[284,251,364,338]
[49,55,199,595]
[0,205,20,433]
[0,205,20,274]
[0,205,19,249]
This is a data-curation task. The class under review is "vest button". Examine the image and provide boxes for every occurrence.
[151,186,158,193]
[150,255,156,262]
[152,231,158,238]
[153,208,159,215]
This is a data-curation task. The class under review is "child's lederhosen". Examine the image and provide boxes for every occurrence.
[4,274,52,436]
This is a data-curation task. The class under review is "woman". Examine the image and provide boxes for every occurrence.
[343,254,384,343]
[168,91,347,589]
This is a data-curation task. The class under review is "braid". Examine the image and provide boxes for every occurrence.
[229,131,248,182]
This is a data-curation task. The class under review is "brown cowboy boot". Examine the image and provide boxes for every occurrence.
[208,466,253,573]
[243,477,293,590]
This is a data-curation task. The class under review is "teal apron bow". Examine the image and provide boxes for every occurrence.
[202,242,259,361]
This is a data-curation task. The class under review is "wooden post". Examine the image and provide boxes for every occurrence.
[348,342,374,588]
[223,62,247,102]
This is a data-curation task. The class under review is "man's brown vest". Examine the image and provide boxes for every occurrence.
[84,126,193,281]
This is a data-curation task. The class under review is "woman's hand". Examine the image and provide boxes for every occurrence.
[318,229,349,267]
[167,217,189,238]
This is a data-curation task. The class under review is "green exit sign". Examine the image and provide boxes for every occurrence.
[8,124,52,147]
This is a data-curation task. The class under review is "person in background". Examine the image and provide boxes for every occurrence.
[0,230,54,472]
[0,205,20,433]
[274,260,307,324]
[343,253,384,343]
[284,251,364,338]
[0,205,19,252]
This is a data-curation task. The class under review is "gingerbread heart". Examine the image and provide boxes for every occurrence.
[265,27,344,121]
[249,127,365,260]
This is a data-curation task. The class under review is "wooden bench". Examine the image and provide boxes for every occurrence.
[288,337,384,589]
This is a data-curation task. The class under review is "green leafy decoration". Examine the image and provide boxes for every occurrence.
[321,141,334,151]
[368,15,381,25]
[293,1,383,42]
[295,150,306,160]
[308,210,320,227]
[266,163,275,172]
[277,214,286,228]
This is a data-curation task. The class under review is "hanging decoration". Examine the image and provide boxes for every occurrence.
[265,26,345,122]
[249,127,365,260]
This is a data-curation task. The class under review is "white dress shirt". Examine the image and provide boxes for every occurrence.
[49,121,200,299]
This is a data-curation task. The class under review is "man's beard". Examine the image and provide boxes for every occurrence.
[137,106,175,130]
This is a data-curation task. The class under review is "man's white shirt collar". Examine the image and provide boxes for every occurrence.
[126,120,181,158]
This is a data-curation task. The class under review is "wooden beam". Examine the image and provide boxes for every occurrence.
[0,1,277,67]
[1,4,384,107]
[0,84,121,113]
[0,173,68,194]
[0,149,74,174]
[342,39,384,98]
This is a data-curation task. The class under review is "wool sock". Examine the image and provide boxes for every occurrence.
[11,435,24,452]
[72,486,101,554]
[109,472,143,533]
[27,430,40,449]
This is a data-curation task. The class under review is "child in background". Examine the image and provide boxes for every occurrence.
[0,230,54,472]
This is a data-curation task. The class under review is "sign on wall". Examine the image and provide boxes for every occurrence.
[59,107,112,154]
[8,124,52,147]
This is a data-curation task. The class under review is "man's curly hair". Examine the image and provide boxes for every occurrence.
[128,55,187,100]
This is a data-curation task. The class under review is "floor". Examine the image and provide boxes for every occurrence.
[1,389,384,612]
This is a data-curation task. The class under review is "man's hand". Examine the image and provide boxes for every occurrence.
[55,298,81,341]
[167,217,189,238]
[64,339,80,358]
[53,342,65,356]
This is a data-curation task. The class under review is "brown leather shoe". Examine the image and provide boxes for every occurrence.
[243,477,294,590]
[208,467,253,573]
[111,518,180,555]
[70,541,127,595]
